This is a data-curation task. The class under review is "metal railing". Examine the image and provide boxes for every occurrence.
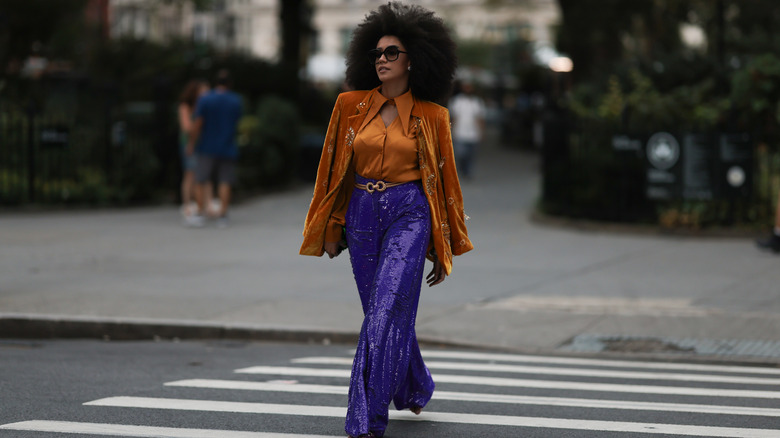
[0,96,166,206]
[541,110,779,227]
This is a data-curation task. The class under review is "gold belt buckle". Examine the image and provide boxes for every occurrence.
[365,181,387,193]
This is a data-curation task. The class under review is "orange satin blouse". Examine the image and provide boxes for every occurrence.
[325,89,421,242]
[353,90,421,182]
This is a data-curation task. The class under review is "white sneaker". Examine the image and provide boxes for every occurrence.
[208,199,222,217]
[184,214,206,228]
[180,202,198,218]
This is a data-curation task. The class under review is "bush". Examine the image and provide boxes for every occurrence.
[238,96,300,190]
[546,68,751,227]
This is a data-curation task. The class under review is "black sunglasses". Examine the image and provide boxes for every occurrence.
[368,45,408,65]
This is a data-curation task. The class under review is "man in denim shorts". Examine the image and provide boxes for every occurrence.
[185,70,242,228]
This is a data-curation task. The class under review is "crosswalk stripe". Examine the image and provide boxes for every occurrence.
[166,379,780,417]
[417,350,780,375]
[234,366,780,399]
[0,420,338,437]
[83,396,780,437]
[292,357,780,385]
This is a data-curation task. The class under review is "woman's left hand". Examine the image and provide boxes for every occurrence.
[426,256,446,287]
[323,241,346,259]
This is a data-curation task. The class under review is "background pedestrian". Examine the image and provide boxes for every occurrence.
[757,194,780,253]
[449,80,486,179]
[177,79,210,219]
[185,69,242,228]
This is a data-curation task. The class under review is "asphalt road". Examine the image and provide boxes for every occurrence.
[3,339,780,437]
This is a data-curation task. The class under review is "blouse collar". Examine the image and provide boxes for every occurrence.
[358,87,415,136]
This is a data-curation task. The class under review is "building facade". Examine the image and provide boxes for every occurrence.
[108,0,560,82]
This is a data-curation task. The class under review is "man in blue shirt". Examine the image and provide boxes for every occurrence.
[186,69,242,228]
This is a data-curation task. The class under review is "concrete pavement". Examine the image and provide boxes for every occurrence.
[2,141,780,364]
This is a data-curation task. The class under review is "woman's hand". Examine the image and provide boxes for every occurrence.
[323,241,346,259]
[426,255,446,286]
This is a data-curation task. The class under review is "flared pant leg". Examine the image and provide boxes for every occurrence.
[344,177,435,437]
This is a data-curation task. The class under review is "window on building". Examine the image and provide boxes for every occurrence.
[193,22,208,43]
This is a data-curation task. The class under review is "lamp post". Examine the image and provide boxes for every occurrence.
[548,56,573,102]
[541,56,573,213]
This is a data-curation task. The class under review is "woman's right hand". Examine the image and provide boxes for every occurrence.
[323,241,345,259]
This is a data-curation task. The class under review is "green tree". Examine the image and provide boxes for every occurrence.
[280,0,314,102]
[555,0,690,83]
[0,0,89,72]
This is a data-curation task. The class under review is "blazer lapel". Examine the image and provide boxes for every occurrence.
[353,88,380,135]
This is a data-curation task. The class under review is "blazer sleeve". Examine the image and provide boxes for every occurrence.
[437,107,473,256]
[325,196,348,243]
[300,95,343,255]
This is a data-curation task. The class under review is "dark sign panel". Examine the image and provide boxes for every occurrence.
[40,126,69,148]
[619,131,752,201]
[645,132,681,200]
[719,133,752,199]
[681,133,717,200]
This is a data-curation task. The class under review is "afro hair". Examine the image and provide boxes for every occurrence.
[345,2,457,105]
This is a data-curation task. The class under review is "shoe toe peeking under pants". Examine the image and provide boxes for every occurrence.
[344,174,435,438]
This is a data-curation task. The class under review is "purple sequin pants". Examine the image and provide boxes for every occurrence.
[344,175,435,437]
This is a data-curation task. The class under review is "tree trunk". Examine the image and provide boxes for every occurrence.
[280,0,307,102]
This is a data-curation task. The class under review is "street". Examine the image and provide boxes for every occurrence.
[3,339,780,437]
[3,143,780,361]
[6,1,780,436]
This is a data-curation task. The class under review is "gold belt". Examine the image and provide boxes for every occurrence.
[355,180,403,193]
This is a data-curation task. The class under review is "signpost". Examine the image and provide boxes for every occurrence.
[645,132,681,200]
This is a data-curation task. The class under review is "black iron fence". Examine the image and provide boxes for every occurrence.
[0,78,176,206]
[541,109,780,228]
[0,74,309,208]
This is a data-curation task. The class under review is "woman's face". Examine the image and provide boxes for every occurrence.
[373,35,410,85]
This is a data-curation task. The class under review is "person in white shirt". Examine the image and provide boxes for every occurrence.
[448,81,486,179]
[756,196,780,253]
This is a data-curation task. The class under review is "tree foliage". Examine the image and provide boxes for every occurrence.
[549,0,780,227]
[0,0,317,206]
[0,0,89,71]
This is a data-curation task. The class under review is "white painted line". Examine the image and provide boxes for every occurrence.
[85,396,346,416]
[0,420,337,437]
[416,350,780,375]
[166,379,780,417]
[293,357,780,385]
[234,366,780,399]
[166,379,346,395]
[83,397,780,437]
[235,365,350,378]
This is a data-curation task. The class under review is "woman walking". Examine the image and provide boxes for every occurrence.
[300,3,472,437]
[178,79,210,218]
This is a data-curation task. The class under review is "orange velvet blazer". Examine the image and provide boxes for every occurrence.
[300,87,473,275]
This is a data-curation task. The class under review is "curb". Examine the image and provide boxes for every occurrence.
[0,314,483,351]
[3,314,780,367]
[0,314,359,345]
[530,210,763,239]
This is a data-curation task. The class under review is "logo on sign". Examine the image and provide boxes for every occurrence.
[727,166,746,187]
[646,132,679,170]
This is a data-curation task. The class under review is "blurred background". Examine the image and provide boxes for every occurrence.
[1,0,779,232]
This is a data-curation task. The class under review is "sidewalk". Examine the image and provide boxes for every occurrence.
[2,141,780,364]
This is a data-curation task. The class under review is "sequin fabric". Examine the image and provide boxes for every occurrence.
[344,174,435,438]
